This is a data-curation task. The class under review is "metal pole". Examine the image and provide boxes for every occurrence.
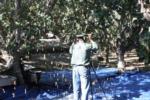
[90,62,108,100]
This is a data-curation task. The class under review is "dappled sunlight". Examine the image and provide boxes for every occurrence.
[1,69,150,100]
[0,0,149,100]
[23,53,70,70]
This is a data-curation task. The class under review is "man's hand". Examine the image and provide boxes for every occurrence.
[87,33,93,41]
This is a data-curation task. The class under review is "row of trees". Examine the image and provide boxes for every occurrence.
[0,0,149,84]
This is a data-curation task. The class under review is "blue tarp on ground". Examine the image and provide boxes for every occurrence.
[1,68,150,100]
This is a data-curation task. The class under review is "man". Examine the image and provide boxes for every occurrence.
[69,33,98,100]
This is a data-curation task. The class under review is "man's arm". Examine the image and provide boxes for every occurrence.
[87,33,98,51]
[90,40,98,51]
[69,43,74,54]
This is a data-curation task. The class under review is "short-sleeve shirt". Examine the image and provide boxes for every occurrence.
[69,40,98,66]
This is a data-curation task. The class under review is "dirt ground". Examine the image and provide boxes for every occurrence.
[23,49,145,71]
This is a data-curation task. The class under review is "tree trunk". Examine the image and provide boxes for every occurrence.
[12,0,24,84]
[116,38,125,71]
[12,30,25,84]
[46,0,58,13]
[12,51,24,84]
[105,46,109,64]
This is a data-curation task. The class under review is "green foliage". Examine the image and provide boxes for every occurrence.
[0,0,131,48]
[0,0,149,65]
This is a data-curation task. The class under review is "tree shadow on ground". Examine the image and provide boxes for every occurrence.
[94,71,150,100]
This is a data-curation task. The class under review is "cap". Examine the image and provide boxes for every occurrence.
[76,34,84,38]
[76,33,86,38]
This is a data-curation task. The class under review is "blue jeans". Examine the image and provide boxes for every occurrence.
[72,65,90,100]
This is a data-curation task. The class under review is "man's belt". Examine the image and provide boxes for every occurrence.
[72,64,89,67]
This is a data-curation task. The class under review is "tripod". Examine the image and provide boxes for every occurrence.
[89,62,109,100]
